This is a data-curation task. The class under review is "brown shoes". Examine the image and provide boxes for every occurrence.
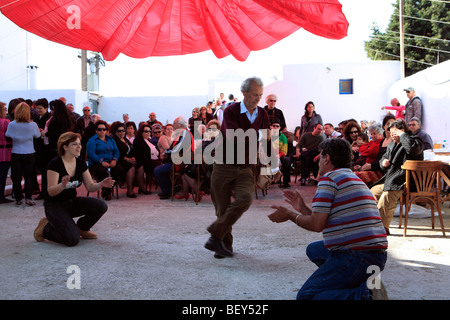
[33,217,48,242]
[77,226,98,239]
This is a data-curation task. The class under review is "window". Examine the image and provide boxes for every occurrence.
[339,79,353,94]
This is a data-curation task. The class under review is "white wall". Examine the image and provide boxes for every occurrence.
[264,61,401,132]
[98,95,209,125]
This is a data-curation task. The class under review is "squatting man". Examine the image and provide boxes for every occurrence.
[268,138,388,300]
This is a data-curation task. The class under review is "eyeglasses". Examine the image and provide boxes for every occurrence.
[117,129,125,133]
[408,124,417,127]
[96,128,107,131]
[143,130,151,133]
[349,130,359,134]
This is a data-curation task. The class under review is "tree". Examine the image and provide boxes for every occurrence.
[364,0,450,77]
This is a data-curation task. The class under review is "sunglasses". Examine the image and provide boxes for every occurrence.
[117,129,125,133]
[153,131,161,134]
[143,130,151,133]
[271,124,280,128]
[349,130,359,134]
[83,109,90,112]
[96,128,107,131]
[269,99,277,102]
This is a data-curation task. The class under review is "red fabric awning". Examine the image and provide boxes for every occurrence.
[0,0,348,61]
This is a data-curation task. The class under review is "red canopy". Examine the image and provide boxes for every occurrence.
[0,0,348,61]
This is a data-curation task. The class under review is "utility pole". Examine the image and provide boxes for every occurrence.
[81,50,87,91]
[399,0,405,79]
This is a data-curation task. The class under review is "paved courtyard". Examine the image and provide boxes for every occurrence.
[1,181,450,302]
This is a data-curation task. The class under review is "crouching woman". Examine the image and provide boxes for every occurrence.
[33,132,114,246]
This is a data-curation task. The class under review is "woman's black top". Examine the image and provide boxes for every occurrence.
[45,156,87,202]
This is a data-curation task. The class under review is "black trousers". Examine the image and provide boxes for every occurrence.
[300,150,319,181]
[43,197,108,246]
[11,153,35,201]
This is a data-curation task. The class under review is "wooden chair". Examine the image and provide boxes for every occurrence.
[170,163,204,205]
[399,160,446,237]
[293,157,302,183]
[170,164,183,201]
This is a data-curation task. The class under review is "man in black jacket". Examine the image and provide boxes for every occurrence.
[74,106,95,160]
[264,94,287,133]
[370,120,423,234]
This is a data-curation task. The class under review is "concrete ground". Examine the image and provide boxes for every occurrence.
[1,180,450,301]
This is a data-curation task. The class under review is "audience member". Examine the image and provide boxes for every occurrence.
[150,123,163,147]
[5,102,41,206]
[188,107,201,136]
[123,113,129,125]
[360,120,369,135]
[125,121,137,144]
[264,94,287,132]
[299,101,323,137]
[296,123,325,186]
[147,112,163,128]
[381,98,405,119]
[268,138,388,300]
[74,105,95,160]
[323,123,341,138]
[342,120,362,160]
[370,119,424,234]
[154,116,193,200]
[111,121,140,198]
[173,119,214,201]
[133,123,160,195]
[408,117,433,150]
[353,123,384,171]
[86,120,124,201]
[354,115,396,186]
[0,101,13,203]
[270,118,291,188]
[33,98,52,199]
[33,132,113,246]
[404,87,423,123]
[46,99,74,160]
[66,103,80,126]
[6,98,23,121]
[158,124,173,156]
[199,106,213,126]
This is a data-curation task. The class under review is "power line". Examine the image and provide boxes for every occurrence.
[369,36,450,54]
[366,48,436,66]
[387,30,450,44]
[393,13,450,25]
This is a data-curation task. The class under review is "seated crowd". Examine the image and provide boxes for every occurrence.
[0,94,433,207]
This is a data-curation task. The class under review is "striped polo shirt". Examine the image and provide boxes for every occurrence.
[312,168,388,251]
